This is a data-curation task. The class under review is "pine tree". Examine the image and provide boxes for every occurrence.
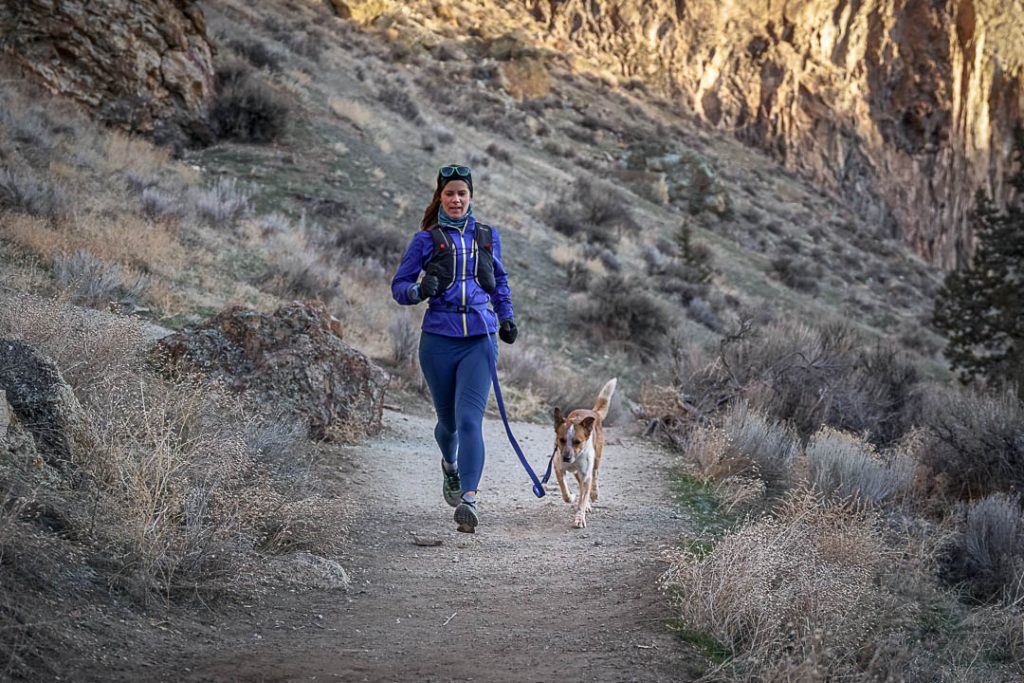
[932,128,1024,396]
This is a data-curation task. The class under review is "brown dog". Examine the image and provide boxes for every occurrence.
[551,378,617,528]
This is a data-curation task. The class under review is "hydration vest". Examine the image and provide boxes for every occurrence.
[425,223,497,294]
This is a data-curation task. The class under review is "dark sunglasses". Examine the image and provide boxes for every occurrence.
[438,164,471,178]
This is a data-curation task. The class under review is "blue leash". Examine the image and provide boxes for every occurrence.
[484,335,551,498]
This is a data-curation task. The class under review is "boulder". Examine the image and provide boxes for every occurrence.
[0,340,89,465]
[153,301,389,440]
[1,390,38,465]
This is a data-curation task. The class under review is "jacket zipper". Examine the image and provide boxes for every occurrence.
[458,227,468,336]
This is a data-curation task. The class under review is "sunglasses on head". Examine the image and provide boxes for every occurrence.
[438,164,471,178]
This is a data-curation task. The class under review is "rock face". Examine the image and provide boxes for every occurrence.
[153,301,389,440]
[518,0,1024,268]
[348,0,1021,267]
[0,0,214,134]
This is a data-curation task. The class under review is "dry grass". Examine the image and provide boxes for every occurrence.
[0,294,348,608]
[0,291,149,396]
[85,376,344,599]
[100,130,179,180]
[0,213,184,276]
[663,491,884,681]
[328,95,374,127]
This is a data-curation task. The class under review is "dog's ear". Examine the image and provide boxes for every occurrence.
[553,407,564,426]
[580,416,596,432]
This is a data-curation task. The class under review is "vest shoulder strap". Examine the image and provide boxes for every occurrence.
[474,223,493,251]
[428,224,454,250]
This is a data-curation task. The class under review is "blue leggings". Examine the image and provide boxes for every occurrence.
[418,331,496,494]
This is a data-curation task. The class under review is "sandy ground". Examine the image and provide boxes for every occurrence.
[138,405,702,682]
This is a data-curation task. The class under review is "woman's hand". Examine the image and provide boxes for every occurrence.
[499,319,518,344]
[419,274,440,299]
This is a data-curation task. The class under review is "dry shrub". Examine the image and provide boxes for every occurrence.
[571,274,672,358]
[260,223,341,302]
[770,254,821,293]
[210,63,290,143]
[376,83,420,122]
[721,402,796,494]
[0,292,149,397]
[554,178,639,248]
[678,318,921,444]
[941,494,1024,605]
[51,250,151,308]
[807,427,915,505]
[192,177,252,228]
[0,166,69,219]
[140,186,188,220]
[914,384,1024,500]
[228,37,285,71]
[387,310,419,368]
[0,296,347,609]
[327,215,406,265]
[686,403,796,501]
[662,491,884,681]
[100,130,177,179]
[328,95,374,127]
[83,375,344,600]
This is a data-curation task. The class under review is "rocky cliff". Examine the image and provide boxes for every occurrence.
[520,0,1023,267]
[0,0,214,135]
[344,0,1022,267]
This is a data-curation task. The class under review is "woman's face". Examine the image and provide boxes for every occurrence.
[440,180,471,218]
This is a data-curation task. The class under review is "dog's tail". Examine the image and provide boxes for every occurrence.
[592,378,617,421]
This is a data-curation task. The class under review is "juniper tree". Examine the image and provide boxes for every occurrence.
[675,220,714,284]
[932,129,1024,396]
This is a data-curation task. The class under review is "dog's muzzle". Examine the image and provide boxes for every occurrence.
[561,450,574,464]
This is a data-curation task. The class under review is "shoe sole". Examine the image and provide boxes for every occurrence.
[454,502,478,533]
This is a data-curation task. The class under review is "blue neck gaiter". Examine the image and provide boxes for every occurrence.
[438,205,473,231]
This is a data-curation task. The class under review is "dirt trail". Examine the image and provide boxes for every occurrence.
[175,406,700,682]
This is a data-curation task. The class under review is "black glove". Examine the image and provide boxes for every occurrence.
[419,274,440,299]
[499,319,518,344]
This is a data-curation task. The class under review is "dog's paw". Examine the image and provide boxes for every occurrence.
[573,512,587,529]
[561,492,574,504]
[590,489,599,503]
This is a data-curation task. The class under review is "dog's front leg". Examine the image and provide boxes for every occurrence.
[555,465,573,503]
[573,477,593,528]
